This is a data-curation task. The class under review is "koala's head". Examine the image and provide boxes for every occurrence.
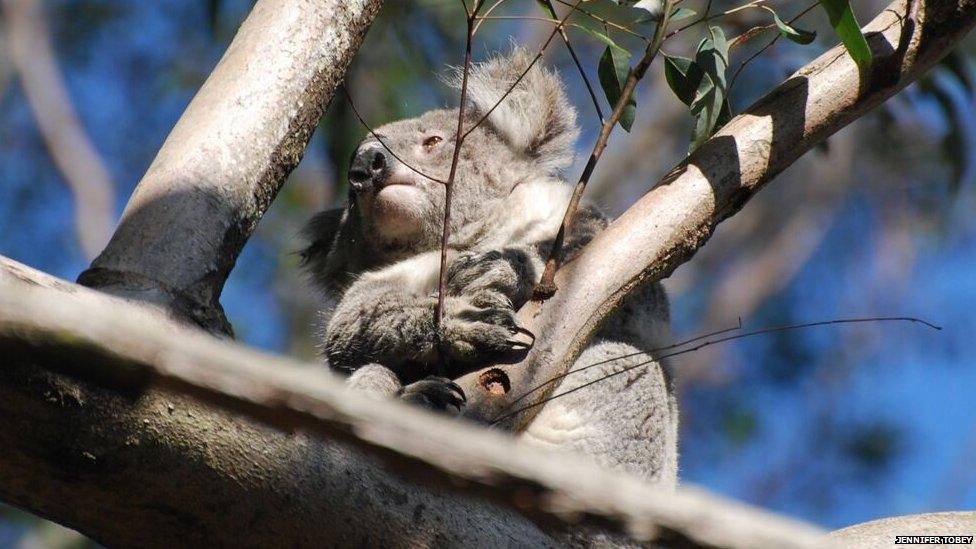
[304,49,578,288]
[350,48,580,247]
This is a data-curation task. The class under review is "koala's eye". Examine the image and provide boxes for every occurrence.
[422,135,443,151]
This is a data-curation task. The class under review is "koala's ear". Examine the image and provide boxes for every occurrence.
[452,48,579,173]
[300,207,361,294]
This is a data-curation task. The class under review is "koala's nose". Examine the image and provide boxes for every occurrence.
[348,145,389,191]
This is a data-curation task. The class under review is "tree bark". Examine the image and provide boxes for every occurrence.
[0,256,835,548]
[832,512,976,545]
[456,0,976,429]
[77,0,382,334]
[0,257,562,548]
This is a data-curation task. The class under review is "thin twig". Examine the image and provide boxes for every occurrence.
[728,1,819,92]
[342,87,448,184]
[471,0,509,34]
[533,0,676,299]
[461,1,583,142]
[544,0,605,124]
[477,9,605,123]
[502,319,745,411]
[490,315,942,425]
[435,2,479,361]
[550,0,649,41]
[667,0,774,39]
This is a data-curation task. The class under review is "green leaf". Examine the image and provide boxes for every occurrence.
[576,25,630,58]
[686,27,732,151]
[670,7,697,22]
[598,46,637,132]
[690,84,720,151]
[772,11,816,45]
[695,26,729,93]
[820,0,872,71]
[533,0,557,19]
[663,54,704,106]
[709,26,729,68]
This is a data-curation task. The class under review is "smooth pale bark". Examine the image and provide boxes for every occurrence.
[456,0,976,429]
[0,256,832,548]
[832,512,976,547]
[77,0,382,334]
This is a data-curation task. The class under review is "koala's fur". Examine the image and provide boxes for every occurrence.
[302,50,678,486]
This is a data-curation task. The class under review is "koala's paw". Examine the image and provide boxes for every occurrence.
[400,376,466,413]
[447,250,528,298]
[441,291,533,368]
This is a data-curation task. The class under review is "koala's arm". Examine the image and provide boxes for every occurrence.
[447,203,610,306]
[324,255,441,373]
[324,251,523,380]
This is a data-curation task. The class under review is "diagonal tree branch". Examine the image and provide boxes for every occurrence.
[76,0,383,334]
[456,0,976,429]
[0,255,832,548]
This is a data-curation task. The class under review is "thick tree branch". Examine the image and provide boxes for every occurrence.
[76,0,382,334]
[457,0,976,429]
[0,256,831,548]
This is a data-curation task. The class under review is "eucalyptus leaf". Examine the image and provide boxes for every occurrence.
[695,26,729,93]
[670,7,697,22]
[533,0,557,19]
[820,0,872,71]
[664,54,704,106]
[577,25,630,58]
[685,27,731,151]
[772,12,816,45]
[598,46,637,131]
[690,84,722,151]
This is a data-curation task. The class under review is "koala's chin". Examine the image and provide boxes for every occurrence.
[369,185,426,241]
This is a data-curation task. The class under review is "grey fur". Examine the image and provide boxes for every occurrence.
[302,49,677,486]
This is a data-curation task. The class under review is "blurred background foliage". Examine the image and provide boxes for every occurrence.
[0,0,974,545]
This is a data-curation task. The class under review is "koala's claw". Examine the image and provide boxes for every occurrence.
[442,291,534,367]
[400,376,466,413]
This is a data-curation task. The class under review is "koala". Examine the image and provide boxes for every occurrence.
[302,50,677,486]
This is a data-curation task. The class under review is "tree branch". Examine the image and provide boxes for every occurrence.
[832,512,976,545]
[0,256,831,548]
[456,0,976,430]
[2,0,971,545]
[76,0,383,334]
